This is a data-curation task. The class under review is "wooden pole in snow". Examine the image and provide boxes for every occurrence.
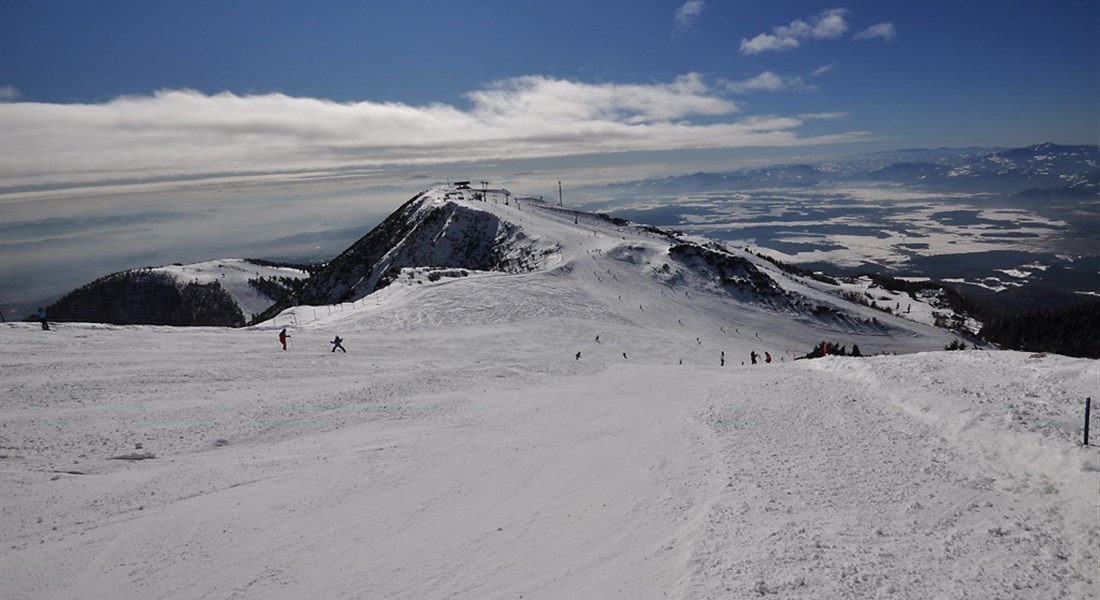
[1085,397,1092,446]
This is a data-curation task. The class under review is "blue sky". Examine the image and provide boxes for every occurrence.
[0,1,1098,315]
[1,0,1097,194]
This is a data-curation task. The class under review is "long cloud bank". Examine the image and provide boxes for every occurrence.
[0,74,869,192]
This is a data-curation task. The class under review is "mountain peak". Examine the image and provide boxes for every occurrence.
[249,184,977,360]
[254,186,562,321]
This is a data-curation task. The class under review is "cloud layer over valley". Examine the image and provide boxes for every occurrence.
[0,75,868,192]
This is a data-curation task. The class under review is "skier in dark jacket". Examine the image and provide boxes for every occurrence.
[331,335,346,353]
[278,328,290,350]
[35,307,49,331]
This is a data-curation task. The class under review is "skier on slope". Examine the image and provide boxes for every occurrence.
[278,328,290,351]
[750,351,758,365]
[765,352,772,364]
[331,335,347,353]
[35,307,49,331]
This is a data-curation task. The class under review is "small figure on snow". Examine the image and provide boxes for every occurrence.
[278,328,290,350]
[622,352,629,359]
[720,351,725,367]
[750,351,758,365]
[575,351,581,361]
[765,352,772,364]
[595,335,600,344]
[35,307,49,331]
[331,335,346,353]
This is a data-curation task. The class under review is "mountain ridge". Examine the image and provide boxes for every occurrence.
[40,259,309,326]
[614,142,1100,195]
[254,190,561,323]
[34,185,1001,355]
[247,186,984,359]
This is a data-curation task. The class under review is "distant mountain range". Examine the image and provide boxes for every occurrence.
[613,143,1100,196]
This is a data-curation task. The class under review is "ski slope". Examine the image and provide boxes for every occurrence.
[2,189,1098,599]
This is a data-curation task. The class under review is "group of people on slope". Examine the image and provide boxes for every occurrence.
[279,328,345,353]
[749,350,771,365]
[722,350,773,366]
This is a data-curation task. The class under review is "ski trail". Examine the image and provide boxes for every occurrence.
[682,359,1099,598]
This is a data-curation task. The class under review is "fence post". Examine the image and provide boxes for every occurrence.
[1085,397,1092,447]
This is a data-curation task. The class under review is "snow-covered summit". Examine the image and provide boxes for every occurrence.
[254,186,560,321]
[250,185,986,358]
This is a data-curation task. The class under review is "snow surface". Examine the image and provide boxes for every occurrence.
[2,188,1098,599]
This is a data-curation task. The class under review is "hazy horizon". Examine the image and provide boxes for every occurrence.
[2,1,1097,317]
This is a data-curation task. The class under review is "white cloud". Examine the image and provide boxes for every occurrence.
[0,85,22,101]
[0,75,870,192]
[739,33,801,54]
[798,112,851,121]
[673,0,706,37]
[466,73,736,125]
[812,64,836,77]
[723,71,812,93]
[855,22,897,41]
[741,8,849,54]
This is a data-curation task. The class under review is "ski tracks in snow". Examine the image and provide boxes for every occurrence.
[683,356,1099,599]
[3,316,1097,598]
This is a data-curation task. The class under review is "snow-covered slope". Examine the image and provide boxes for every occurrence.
[154,259,309,320]
[44,258,309,326]
[266,186,973,356]
[256,187,560,321]
[2,186,1097,599]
